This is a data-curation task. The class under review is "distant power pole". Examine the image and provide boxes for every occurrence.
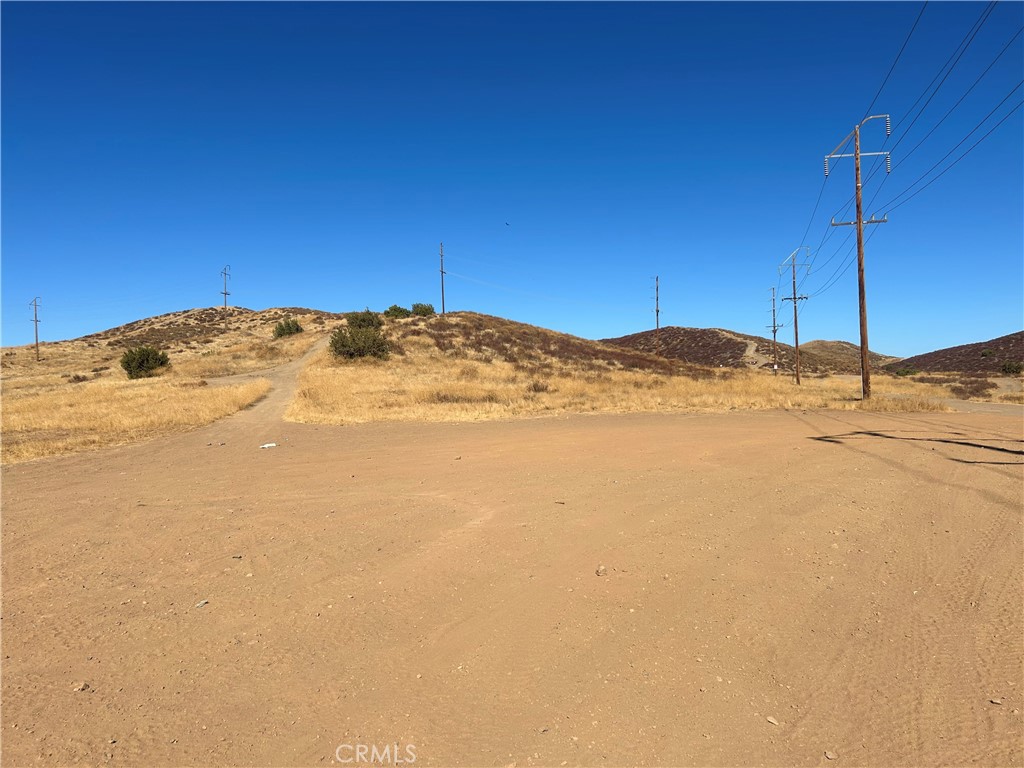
[439,243,446,315]
[220,265,231,309]
[30,297,41,361]
[654,276,660,330]
[767,287,781,376]
[826,114,891,400]
[652,275,662,355]
[220,265,231,333]
[780,248,810,385]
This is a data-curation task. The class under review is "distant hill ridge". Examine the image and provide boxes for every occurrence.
[6,306,1018,378]
[600,326,898,374]
[78,306,344,350]
[882,331,1024,374]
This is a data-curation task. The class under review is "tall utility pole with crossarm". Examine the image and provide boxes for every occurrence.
[780,248,810,385]
[767,288,781,376]
[439,243,446,315]
[825,114,891,400]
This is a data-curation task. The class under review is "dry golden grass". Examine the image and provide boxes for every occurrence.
[287,327,951,425]
[998,392,1024,404]
[2,377,270,464]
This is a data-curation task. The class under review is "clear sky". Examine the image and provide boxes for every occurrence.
[2,1,1022,357]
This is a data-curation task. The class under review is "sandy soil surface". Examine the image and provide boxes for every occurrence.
[2,356,1022,767]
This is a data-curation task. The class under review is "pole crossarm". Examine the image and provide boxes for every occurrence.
[831,215,888,227]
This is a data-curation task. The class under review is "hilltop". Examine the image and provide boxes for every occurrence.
[600,326,898,374]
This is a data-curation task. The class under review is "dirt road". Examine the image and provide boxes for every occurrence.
[2,362,1022,766]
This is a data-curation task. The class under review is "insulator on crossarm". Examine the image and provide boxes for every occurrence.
[885,115,891,136]
[824,158,829,177]
[885,155,891,173]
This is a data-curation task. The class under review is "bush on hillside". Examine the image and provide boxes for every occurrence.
[121,346,169,379]
[330,325,390,360]
[383,304,413,319]
[273,318,304,338]
[1001,360,1023,375]
[345,310,383,330]
[411,303,435,317]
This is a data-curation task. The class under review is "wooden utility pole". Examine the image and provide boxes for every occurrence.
[30,297,41,361]
[221,265,231,309]
[780,249,809,385]
[220,265,231,333]
[767,287,781,376]
[654,276,660,330]
[826,114,891,400]
[439,242,446,315]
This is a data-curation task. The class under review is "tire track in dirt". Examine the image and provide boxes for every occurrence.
[781,408,1022,765]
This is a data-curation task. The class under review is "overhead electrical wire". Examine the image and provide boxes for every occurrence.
[822,1,997,239]
[877,95,1023,214]
[776,1,929,326]
[798,2,1015,306]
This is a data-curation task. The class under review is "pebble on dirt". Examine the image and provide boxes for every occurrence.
[766,716,779,725]
[825,751,838,760]
[595,565,607,577]
[195,600,209,608]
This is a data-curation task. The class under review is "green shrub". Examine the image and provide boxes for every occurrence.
[329,326,390,360]
[411,303,436,317]
[892,367,919,377]
[383,304,413,319]
[1001,360,1023,375]
[345,310,383,330]
[272,318,304,338]
[120,346,169,379]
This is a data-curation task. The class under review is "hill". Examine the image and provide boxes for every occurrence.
[401,312,711,378]
[600,326,898,374]
[0,306,343,381]
[881,331,1024,375]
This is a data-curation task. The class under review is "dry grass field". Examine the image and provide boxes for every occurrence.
[1,377,271,464]
[287,312,952,424]
[1,307,332,463]
[5,309,1011,465]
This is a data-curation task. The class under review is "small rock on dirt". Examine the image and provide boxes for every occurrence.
[195,599,209,608]
[595,565,607,577]
[990,698,1003,705]
[73,682,90,692]
[259,443,277,449]
[766,716,779,725]
[825,751,838,760]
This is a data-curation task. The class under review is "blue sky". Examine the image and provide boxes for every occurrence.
[2,1,1021,357]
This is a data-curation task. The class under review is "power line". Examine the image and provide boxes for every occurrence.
[879,96,1023,214]
[861,23,1023,207]
[823,3,998,246]
[873,80,1023,213]
[783,4,928,306]
[863,1,930,119]
[892,2,997,135]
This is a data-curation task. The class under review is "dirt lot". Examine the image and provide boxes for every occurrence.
[2,361,1022,766]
